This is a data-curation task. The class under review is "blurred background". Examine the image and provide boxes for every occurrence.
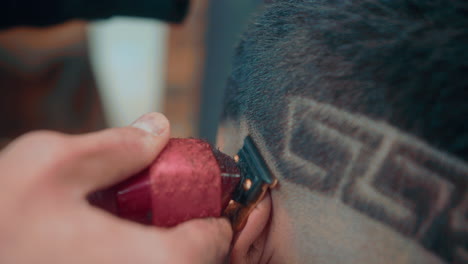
[0,0,262,148]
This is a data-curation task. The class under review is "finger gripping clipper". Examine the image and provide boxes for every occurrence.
[89,136,277,231]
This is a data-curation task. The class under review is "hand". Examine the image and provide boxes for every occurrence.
[0,113,232,264]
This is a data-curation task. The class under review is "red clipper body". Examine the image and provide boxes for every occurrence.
[89,138,240,227]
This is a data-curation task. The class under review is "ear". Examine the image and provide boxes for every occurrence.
[230,192,272,264]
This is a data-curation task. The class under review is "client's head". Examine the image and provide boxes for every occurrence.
[217,0,467,263]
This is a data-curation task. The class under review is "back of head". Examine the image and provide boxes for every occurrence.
[218,0,468,263]
[223,0,467,160]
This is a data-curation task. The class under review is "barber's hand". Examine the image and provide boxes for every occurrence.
[0,113,232,264]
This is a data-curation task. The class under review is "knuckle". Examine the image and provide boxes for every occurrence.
[15,130,67,154]
[14,130,70,167]
[0,131,74,183]
[17,130,63,145]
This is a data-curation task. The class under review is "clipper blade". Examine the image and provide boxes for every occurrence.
[224,136,278,232]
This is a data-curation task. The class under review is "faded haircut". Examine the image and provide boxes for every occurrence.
[221,0,467,262]
[222,0,468,161]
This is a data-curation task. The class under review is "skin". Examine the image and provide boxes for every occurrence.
[218,118,447,264]
[0,112,232,264]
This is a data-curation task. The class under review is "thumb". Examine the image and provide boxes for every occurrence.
[64,112,170,193]
[163,218,233,264]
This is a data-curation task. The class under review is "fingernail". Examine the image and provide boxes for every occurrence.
[131,112,169,136]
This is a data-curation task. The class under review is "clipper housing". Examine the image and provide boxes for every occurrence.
[89,136,277,231]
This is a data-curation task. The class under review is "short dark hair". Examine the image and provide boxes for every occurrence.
[222,0,468,161]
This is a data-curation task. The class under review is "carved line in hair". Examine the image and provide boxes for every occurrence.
[257,96,467,262]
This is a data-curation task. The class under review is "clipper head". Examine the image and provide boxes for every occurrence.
[224,136,278,232]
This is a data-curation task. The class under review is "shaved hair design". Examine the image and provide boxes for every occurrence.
[221,0,467,262]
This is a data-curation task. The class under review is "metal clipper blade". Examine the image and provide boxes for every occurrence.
[224,136,278,232]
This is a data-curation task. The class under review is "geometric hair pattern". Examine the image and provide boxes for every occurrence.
[282,96,467,263]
